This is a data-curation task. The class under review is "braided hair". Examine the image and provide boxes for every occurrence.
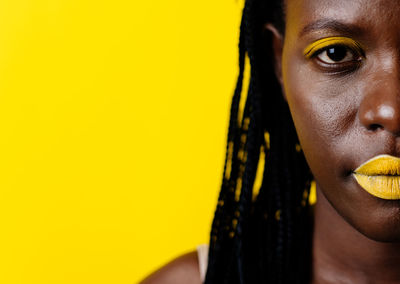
[205,0,313,283]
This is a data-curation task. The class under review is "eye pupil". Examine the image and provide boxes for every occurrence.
[327,46,347,62]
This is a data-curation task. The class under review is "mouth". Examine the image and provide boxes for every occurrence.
[353,155,400,200]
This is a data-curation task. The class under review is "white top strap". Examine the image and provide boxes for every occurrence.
[196,244,209,283]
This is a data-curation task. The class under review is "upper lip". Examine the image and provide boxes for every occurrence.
[354,154,400,176]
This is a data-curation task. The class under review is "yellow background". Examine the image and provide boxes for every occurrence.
[0,0,244,283]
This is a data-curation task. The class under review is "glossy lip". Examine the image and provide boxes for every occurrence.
[353,154,400,200]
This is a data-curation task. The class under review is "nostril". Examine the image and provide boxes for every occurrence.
[369,124,382,131]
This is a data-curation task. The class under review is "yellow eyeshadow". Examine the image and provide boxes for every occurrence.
[303,36,364,58]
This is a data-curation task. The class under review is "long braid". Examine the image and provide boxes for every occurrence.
[205,0,313,283]
[233,0,262,282]
[206,5,247,281]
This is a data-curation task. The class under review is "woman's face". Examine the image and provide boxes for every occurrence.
[281,0,400,241]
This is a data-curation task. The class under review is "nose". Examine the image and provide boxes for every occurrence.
[359,69,400,135]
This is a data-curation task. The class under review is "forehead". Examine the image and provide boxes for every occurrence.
[285,0,400,37]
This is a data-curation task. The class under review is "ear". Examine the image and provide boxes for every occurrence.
[264,24,285,99]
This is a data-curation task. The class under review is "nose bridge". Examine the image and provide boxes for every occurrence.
[359,60,400,135]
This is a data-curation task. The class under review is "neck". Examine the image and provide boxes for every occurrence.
[311,186,400,284]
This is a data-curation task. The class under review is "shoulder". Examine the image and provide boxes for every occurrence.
[140,251,202,284]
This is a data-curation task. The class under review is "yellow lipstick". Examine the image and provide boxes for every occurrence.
[353,155,400,200]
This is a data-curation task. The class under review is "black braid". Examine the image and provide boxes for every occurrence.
[205,0,313,283]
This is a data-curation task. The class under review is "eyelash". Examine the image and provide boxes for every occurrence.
[311,45,364,73]
[304,37,365,74]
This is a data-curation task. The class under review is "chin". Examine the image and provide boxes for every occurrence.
[351,205,400,243]
[358,227,400,243]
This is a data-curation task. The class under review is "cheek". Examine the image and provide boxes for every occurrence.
[282,56,362,179]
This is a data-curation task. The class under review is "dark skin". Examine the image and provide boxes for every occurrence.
[279,0,400,282]
[142,0,400,283]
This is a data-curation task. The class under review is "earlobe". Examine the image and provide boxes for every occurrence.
[264,24,286,99]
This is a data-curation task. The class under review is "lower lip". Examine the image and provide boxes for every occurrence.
[353,174,400,200]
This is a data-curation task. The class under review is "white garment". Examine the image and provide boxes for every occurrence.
[196,244,209,283]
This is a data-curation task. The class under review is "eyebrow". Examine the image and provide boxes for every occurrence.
[299,19,365,38]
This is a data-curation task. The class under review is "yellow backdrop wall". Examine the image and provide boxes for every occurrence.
[0,0,244,283]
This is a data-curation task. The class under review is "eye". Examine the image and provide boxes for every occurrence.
[314,45,361,64]
[303,37,365,73]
